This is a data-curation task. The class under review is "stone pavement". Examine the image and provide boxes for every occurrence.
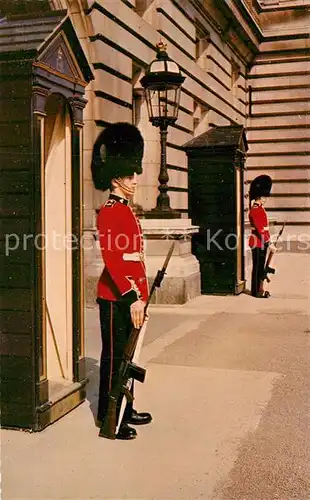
[1,252,310,500]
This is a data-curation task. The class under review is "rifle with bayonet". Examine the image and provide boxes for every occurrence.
[260,222,285,296]
[100,241,175,439]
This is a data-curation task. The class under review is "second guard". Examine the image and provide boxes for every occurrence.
[248,175,277,298]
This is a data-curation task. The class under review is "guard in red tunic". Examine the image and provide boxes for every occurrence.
[91,122,152,440]
[248,175,276,298]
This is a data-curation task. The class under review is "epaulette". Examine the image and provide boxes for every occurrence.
[104,199,116,208]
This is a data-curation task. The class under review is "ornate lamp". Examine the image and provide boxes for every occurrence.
[140,41,185,217]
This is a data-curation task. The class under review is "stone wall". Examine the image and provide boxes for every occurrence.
[47,0,309,301]
[86,0,250,218]
[76,0,255,302]
[247,5,310,246]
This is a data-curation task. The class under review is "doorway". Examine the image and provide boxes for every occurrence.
[44,94,73,389]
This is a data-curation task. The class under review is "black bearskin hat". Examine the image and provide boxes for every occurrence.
[249,175,272,203]
[91,122,144,191]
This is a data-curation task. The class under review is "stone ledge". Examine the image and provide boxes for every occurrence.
[140,218,199,237]
[147,273,201,305]
[145,254,200,278]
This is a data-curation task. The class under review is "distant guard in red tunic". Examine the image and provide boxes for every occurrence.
[248,175,276,298]
[91,122,152,440]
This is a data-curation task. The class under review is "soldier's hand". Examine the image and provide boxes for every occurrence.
[269,243,277,253]
[130,300,145,329]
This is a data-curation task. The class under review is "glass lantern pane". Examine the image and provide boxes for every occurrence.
[159,89,168,118]
[166,61,179,74]
[149,90,160,119]
[144,83,182,122]
[156,90,161,119]
[145,89,153,119]
[166,88,177,119]
[151,60,166,73]
[175,87,181,118]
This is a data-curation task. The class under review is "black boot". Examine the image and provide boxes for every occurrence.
[98,422,137,440]
[116,423,137,440]
[128,409,152,425]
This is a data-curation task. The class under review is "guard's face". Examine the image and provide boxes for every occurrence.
[122,173,138,195]
[113,173,138,199]
[261,196,267,205]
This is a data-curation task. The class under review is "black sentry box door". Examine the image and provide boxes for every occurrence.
[188,153,238,294]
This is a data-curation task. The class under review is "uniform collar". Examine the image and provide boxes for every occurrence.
[252,200,262,207]
[109,193,129,205]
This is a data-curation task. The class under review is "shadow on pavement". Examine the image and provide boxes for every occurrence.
[85,356,100,425]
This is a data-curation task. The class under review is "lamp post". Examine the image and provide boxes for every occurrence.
[140,41,185,218]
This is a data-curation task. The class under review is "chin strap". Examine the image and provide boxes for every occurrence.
[114,178,135,197]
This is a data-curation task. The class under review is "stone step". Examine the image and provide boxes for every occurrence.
[249,73,310,89]
[249,60,310,76]
[247,114,310,128]
[259,37,310,53]
[270,225,310,239]
[266,196,310,209]
[246,167,310,181]
[247,128,310,141]
[251,100,309,115]
[266,210,310,223]
[261,0,309,11]
[251,87,310,101]
[248,141,310,155]
[246,180,310,194]
[246,155,309,167]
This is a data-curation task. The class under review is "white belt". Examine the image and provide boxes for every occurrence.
[123,252,144,262]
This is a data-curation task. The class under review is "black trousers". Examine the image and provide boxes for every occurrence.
[97,298,133,424]
[251,244,268,297]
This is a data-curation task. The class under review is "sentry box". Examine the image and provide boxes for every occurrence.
[184,126,247,295]
[0,12,93,430]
